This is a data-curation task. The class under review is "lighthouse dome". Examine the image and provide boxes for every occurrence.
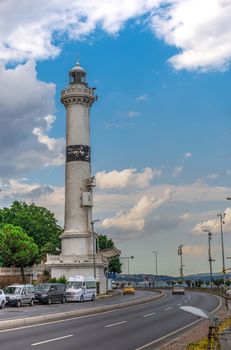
[69,62,87,85]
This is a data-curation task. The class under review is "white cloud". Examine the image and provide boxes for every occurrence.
[126,111,140,117]
[101,188,172,231]
[192,207,231,235]
[136,94,148,101]
[207,174,219,179]
[0,0,161,63]
[0,1,229,71]
[172,165,183,177]
[0,61,65,176]
[95,167,161,190]
[151,0,231,71]
[183,245,207,256]
[184,152,192,159]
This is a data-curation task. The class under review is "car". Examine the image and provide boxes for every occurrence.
[35,283,66,304]
[172,285,185,295]
[0,289,6,309]
[123,285,135,295]
[4,284,35,307]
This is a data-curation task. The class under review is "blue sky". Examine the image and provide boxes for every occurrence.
[0,0,231,276]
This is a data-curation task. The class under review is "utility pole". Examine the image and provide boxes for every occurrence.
[217,213,226,285]
[153,251,158,287]
[178,245,184,283]
[203,229,215,287]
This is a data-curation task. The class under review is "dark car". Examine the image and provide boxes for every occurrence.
[35,283,66,304]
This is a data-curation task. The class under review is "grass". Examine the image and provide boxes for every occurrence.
[187,318,231,349]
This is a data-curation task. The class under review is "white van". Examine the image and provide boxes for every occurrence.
[66,275,96,302]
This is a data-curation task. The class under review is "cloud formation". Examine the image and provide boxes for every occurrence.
[183,245,207,256]
[193,208,231,235]
[95,167,161,190]
[151,0,231,71]
[0,61,65,177]
[0,1,230,71]
[101,188,172,231]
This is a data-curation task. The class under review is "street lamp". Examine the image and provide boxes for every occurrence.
[120,256,134,275]
[91,219,100,279]
[153,251,158,287]
[203,229,215,287]
[217,213,226,284]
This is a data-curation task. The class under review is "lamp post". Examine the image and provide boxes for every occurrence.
[217,213,226,285]
[153,251,158,287]
[120,256,134,275]
[203,229,215,287]
[91,219,100,279]
[178,245,184,283]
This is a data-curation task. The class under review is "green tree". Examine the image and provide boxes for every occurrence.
[109,256,122,274]
[98,234,114,250]
[0,201,63,255]
[0,224,39,282]
[98,234,122,274]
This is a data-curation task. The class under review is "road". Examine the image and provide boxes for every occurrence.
[0,290,222,350]
[0,289,155,320]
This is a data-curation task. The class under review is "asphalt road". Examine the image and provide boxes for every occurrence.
[0,290,222,350]
[0,289,155,320]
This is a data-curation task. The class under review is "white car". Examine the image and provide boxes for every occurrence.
[172,285,185,295]
[0,289,6,309]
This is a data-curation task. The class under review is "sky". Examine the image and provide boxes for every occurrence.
[0,0,231,277]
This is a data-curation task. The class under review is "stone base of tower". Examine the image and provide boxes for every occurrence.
[46,253,108,294]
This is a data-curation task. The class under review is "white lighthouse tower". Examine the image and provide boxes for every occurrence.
[46,63,112,293]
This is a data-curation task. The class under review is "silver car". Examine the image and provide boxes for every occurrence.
[5,284,35,307]
[0,289,6,309]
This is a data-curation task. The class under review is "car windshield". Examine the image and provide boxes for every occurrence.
[67,282,82,289]
[35,284,50,291]
[4,286,22,294]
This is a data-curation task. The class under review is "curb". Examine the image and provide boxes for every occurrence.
[0,290,165,330]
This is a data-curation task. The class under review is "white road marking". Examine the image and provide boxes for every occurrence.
[31,334,73,346]
[105,321,127,328]
[143,312,156,318]
[164,307,172,311]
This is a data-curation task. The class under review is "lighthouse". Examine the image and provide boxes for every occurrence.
[46,63,113,293]
[61,62,96,256]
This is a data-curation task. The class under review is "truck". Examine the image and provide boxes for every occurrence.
[66,275,96,302]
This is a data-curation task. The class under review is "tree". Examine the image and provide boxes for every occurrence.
[98,234,122,274]
[109,256,122,274]
[0,224,39,282]
[98,234,114,250]
[0,201,63,255]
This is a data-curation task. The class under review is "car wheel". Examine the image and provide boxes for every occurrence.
[17,300,21,307]
[80,295,84,303]
[91,294,95,301]
[0,300,5,309]
[30,299,34,306]
[61,296,66,304]
[47,297,52,305]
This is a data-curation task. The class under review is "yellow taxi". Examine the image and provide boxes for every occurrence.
[122,285,135,295]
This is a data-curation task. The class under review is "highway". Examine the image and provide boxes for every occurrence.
[0,290,222,350]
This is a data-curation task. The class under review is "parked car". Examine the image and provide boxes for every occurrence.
[66,276,96,302]
[35,283,66,304]
[4,284,35,307]
[123,285,135,295]
[172,285,185,295]
[0,289,6,309]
